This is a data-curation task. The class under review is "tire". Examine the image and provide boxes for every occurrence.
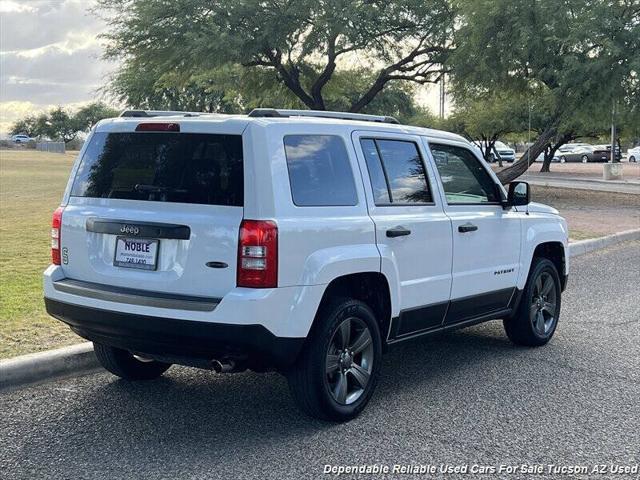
[630,156,636,163]
[93,342,171,380]
[581,155,589,163]
[560,156,566,163]
[286,297,382,422]
[503,258,561,347]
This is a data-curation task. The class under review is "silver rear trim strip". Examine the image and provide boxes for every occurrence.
[53,279,220,312]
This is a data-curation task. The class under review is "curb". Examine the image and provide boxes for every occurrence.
[1,230,638,392]
[0,342,99,392]
[568,228,640,257]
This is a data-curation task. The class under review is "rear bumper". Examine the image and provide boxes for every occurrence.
[45,298,304,369]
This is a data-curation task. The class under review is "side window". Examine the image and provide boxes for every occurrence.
[430,143,499,204]
[284,135,358,206]
[360,138,432,205]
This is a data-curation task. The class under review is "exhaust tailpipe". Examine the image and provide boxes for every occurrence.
[211,359,236,373]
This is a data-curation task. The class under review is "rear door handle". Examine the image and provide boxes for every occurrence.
[458,223,478,233]
[386,226,412,238]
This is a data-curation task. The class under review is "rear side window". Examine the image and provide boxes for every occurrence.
[284,135,358,206]
[360,138,432,205]
[70,132,243,206]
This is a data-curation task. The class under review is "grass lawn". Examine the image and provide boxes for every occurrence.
[0,150,637,359]
[0,149,79,358]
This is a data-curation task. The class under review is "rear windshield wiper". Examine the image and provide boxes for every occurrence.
[134,184,187,194]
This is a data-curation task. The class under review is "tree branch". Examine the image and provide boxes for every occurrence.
[309,32,339,110]
[349,45,449,112]
[265,49,315,108]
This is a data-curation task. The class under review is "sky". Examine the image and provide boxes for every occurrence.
[0,0,112,135]
[0,0,445,136]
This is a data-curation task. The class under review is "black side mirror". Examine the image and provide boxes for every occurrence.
[507,181,530,207]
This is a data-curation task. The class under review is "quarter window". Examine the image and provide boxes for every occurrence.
[360,138,432,205]
[284,135,358,206]
[429,144,499,204]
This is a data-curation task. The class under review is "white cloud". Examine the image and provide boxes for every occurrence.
[0,100,95,136]
[0,1,36,13]
[3,31,101,59]
[0,0,114,134]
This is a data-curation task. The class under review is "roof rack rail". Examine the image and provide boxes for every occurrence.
[120,110,207,118]
[247,108,400,125]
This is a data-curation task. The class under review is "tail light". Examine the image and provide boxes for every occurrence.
[51,206,64,265]
[237,220,278,288]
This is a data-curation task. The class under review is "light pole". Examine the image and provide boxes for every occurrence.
[439,74,445,119]
[611,104,617,163]
[603,102,623,180]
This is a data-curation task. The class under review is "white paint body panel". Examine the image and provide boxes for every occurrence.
[351,130,453,317]
[45,113,569,341]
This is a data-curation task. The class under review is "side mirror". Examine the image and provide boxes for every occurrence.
[507,181,530,207]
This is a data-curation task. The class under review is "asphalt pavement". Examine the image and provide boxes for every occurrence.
[1,241,639,479]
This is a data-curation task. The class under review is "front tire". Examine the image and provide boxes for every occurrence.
[581,155,589,163]
[93,343,171,380]
[504,258,561,347]
[287,298,382,421]
[630,156,636,163]
[560,156,566,163]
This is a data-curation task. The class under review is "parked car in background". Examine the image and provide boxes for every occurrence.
[472,140,515,163]
[490,141,516,163]
[556,143,611,163]
[11,134,34,143]
[599,144,622,162]
[626,146,640,162]
[555,143,592,163]
[593,145,620,162]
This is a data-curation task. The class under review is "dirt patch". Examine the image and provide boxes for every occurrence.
[531,186,640,240]
[494,161,640,181]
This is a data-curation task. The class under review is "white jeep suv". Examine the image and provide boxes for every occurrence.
[44,109,569,421]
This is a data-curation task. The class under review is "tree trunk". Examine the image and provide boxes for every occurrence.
[496,127,557,184]
[540,145,552,173]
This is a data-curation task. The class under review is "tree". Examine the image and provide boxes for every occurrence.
[75,103,120,131]
[451,0,640,183]
[446,92,528,165]
[9,115,39,137]
[97,0,455,113]
[34,107,81,143]
[9,103,120,144]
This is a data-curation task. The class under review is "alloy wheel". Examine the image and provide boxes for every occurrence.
[530,272,558,336]
[325,317,374,405]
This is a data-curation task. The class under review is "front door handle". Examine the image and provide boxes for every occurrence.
[386,226,412,238]
[458,223,478,233]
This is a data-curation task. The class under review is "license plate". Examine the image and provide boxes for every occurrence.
[114,237,159,271]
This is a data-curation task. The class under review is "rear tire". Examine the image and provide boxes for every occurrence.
[630,156,636,163]
[93,343,171,380]
[504,258,561,347]
[560,156,566,163]
[581,155,588,163]
[286,297,382,422]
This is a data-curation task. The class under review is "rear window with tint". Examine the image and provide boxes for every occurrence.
[70,132,243,206]
[284,135,358,206]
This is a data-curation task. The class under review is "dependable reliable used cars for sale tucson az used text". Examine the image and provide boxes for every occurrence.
[44,108,569,421]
